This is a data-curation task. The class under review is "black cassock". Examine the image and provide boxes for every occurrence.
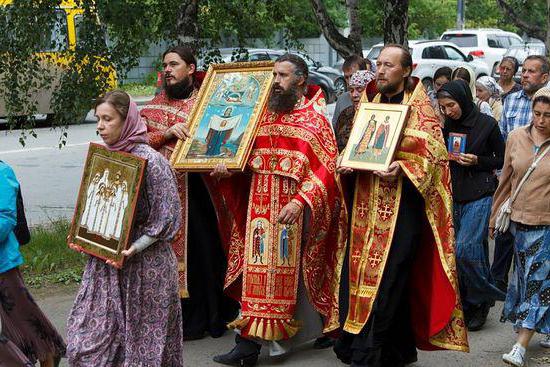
[181,173,239,339]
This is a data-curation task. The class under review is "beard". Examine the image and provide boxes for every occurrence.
[523,81,545,96]
[376,79,402,96]
[268,83,301,114]
[164,76,194,100]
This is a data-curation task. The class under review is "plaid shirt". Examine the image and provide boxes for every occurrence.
[499,89,532,141]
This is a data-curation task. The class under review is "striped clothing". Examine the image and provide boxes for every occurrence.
[499,89,532,141]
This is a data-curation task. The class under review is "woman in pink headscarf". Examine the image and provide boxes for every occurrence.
[66,90,184,366]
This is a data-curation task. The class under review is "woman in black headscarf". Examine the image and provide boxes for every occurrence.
[437,80,506,332]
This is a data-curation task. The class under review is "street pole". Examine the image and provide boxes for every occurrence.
[456,0,465,30]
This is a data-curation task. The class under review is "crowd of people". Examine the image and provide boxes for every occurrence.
[0,43,548,367]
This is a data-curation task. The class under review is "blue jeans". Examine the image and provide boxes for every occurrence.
[453,196,505,311]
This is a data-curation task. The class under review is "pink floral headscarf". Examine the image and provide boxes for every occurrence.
[104,98,148,153]
[349,70,375,88]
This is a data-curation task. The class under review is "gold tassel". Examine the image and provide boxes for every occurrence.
[265,320,273,340]
[256,318,265,339]
[248,318,259,337]
[227,316,250,330]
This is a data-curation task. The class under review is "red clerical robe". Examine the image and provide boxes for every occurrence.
[216,87,347,341]
[140,90,198,297]
[345,80,469,352]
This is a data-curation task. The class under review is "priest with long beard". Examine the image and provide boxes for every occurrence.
[210,53,347,366]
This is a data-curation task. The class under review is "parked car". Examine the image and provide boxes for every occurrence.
[199,48,340,103]
[362,41,489,91]
[492,43,547,82]
[440,28,523,75]
[408,40,490,90]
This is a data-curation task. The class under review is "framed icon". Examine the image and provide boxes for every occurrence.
[340,102,410,171]
[171,61,275,171]
[448,132,467,161]
[67,143,147,268]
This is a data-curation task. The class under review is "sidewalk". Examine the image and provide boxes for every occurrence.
[34,286,549,367]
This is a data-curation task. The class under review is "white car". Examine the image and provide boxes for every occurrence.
[441,28,523,75]
[366,41,489,90]
[409,41,490,89]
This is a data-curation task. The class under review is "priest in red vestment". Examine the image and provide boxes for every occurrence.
[334,45,469,367]
[140,46,237,340]
[211,53,347,366]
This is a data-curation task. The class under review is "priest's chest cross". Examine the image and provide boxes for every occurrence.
[379,204,393,221]
[357,201,368,218]
[368,250,383,268]
[351,249,362,265]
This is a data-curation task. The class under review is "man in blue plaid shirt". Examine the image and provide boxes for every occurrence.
[492,54,549,319]
[499,55,550,140]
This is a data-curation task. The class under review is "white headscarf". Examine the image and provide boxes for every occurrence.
[476,76,503,97]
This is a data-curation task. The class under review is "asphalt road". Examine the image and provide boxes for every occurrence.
[0,122,100,226]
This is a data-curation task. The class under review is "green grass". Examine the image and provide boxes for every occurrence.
[19,220,87,288]
[118,82,156,97]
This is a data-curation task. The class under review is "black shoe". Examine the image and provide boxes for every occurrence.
[466,305,487,332]
[213,336,261,366]
[333,335,352,365]
[314,335,335,349]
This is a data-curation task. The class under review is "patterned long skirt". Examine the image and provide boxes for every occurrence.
[66,242,184,367]
[0,267,66,365]
[501,223,550,333]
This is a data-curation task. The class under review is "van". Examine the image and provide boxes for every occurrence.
[0,0,116,122]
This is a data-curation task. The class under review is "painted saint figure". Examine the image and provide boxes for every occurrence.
[91,169,110,234]
[355,114,378,155]
[252,221,265,264]
[205,106,243,156]
[105,171,130,240]
[372,115,391,156]
[279,225,291,266]
[81,172,102,229]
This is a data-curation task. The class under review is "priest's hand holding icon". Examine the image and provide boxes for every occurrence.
[337,166,354,175]
[278,201,303,225]
[336,154,353,175]
[374,161,401,180]
[164,123,190,141]
[210,164,233,180]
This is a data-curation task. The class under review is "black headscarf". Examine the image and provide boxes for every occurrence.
[437,79,478,126]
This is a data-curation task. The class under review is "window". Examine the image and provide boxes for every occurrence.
[367,46,382,60]
[497,36,510,48]
[444,46,465,61]
[441,34,478,47]
[509,37,522,46]
[422,46,446,59]
[487,35,505,48]
[38,10,68,52]
[249,52,270,61]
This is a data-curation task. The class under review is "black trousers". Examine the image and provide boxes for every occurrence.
[181,173,239,337]
[337,179,423,367]
[490,231,515,287]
